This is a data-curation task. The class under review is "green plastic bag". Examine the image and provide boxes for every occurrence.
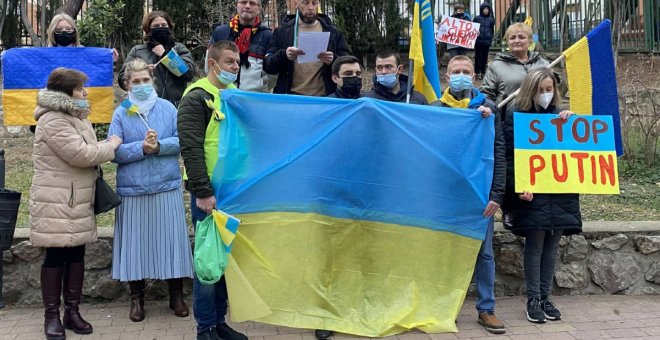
[194,215,228,285]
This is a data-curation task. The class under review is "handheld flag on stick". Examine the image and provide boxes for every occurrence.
[213,209,241,253]
[155,50,189,77]
[409,0,442,103]
[120,99,150,129]
[562,19,622,156]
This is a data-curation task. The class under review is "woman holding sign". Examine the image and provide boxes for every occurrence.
[118,11,195,107]
[503,68,582,325]
[109,59,193,322]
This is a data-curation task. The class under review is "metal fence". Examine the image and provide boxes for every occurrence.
[2,0,658,53]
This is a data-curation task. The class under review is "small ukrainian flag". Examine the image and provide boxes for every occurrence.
[213,209,241,253]
[120,99,139,115]
[161,50,189,77]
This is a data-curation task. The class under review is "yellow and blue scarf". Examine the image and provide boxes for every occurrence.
[439,87,487,109]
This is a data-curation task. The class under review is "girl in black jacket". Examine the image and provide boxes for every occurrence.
[504,68,582,324]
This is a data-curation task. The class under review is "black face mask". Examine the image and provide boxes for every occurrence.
[54,31,76,46]
[150,27,171,45]
[340,76,362,98]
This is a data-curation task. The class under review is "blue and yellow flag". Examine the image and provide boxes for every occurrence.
[562,19,622,155]
[214,91,495,336]
[409,0,441,103]
[1,47,114,125]
[213,209,241,253]
[160,49,189,77]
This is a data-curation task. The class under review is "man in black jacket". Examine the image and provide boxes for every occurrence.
[328,55,363,99]
[263,0,349,96]
[209,0,274,92]
[363,50,427,105]
[430,55,506,335]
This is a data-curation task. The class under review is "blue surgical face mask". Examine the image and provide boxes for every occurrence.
[449,74,473,92]
[214,65,237,85]
[75,99,89,109]
[131,83,154,101]
[376,73,398,89]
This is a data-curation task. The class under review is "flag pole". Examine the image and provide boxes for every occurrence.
[497,54,566,109]
[293,10,300,48]
[406,59,413,104]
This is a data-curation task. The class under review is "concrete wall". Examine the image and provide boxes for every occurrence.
[2,221,659,306]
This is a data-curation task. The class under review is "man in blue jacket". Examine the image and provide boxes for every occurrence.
[209,0,274,92]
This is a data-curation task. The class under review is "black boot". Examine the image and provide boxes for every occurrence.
[128,280,145,322]
[41,266,66,340]
[62,262,93,334]
[167,278,189,317]
[315,329,334,340]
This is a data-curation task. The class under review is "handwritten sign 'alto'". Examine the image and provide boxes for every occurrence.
[436,16,480,49]
[513,113,620,194]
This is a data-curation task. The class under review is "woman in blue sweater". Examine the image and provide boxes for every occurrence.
[108,58,193,323]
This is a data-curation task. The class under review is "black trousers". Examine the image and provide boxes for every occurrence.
[43,245,86,268]
[474,44,491,75]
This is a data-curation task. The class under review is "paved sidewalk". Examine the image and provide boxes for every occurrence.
[1,295,659,340]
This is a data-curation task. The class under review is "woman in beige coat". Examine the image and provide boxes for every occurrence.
[30,68,122,340]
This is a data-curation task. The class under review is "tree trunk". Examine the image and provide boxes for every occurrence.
[39,0,46,46]
[56,0,83,17]
[20,0,40,45]
[0,0,7,40]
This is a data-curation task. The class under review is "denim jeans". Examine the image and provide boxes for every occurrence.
[524,229,563,299]
[191,194,229,333]
[475,218,496,313]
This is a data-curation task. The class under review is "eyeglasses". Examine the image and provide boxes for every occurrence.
[237,0,260,6]
[54,29,75,34]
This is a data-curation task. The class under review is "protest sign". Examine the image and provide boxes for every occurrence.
[514,113,620,194]
[435,15,480,48]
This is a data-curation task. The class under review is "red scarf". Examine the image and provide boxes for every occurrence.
[229,14,261,55]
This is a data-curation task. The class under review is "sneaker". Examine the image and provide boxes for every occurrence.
[477,311,506,334]
[315,329,334,340]
[197,328,222,340]
[526,297,546,323]
[541,297,562,320]
[216,323,247,340]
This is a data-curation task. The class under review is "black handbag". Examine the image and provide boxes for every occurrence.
[94,167,121,215]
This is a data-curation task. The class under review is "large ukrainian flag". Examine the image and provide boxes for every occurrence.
[213,91,494,336]
[1,47,114,125]
[409,0,442,103]
[562,19,622,155]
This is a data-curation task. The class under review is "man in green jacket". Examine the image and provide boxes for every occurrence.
[177,40,247,340]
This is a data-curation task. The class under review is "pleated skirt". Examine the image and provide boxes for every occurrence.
[112,187,194,281]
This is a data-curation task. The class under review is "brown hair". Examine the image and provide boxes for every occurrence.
[447,55,474,73]
[376,50,401,66]
[46,13,81,47]
[515,68,562,111]
[142,11,175,40]
[208,40,239,62]
[46,67,88,96]
[331,55,361,76]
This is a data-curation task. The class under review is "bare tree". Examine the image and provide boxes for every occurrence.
[20,0,40,45]
[0,0,7,40]
[56,0,84,17]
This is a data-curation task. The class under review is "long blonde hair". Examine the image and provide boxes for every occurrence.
[515,68,562,112]
[46,14,81,47]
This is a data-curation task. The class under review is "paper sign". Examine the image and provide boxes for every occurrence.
[436,15,480,48]
[513,113,620,194]
[297,31,330,64]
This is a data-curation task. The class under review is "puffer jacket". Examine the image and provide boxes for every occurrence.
[473,2,495,47]
[264,14,349,95]
[118,41,196,107]
[108,98,182,196]
[480,51,550,106]
[30,90,116,248]
[503,104,582,237]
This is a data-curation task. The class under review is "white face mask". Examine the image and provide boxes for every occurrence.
[537,92,553,109]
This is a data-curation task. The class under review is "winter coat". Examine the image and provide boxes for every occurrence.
[503,104,582,236]
[108,98,182,196]
[473,2,495,47]
[431,88,506,205]
[210,23,275,93]
[118,42,196,107]
[363,74,428,105]
[480,51,550,106]
[263,14,349,95]
[29,90,116,248]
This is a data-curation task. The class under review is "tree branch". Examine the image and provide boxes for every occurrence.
[56,0,83,17]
